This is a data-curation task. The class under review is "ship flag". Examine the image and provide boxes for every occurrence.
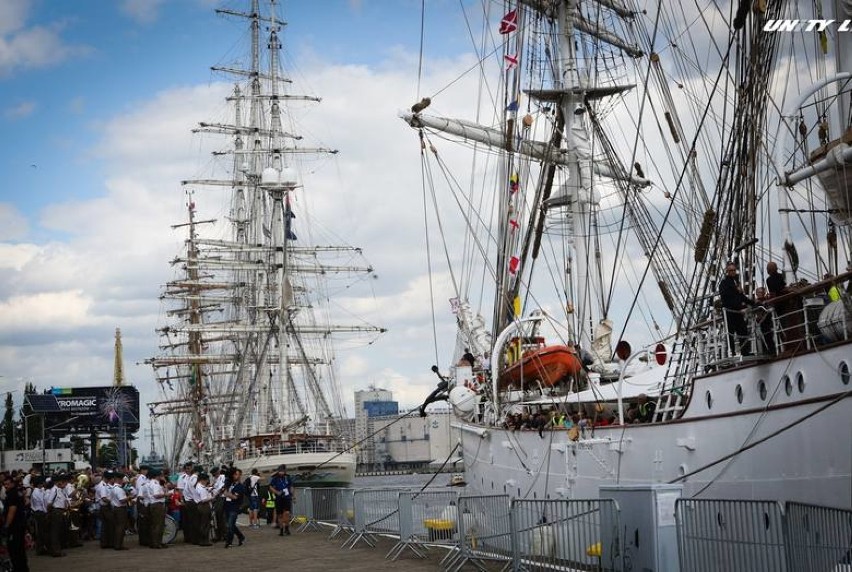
[499,9,518,34]
[504,54,518,69]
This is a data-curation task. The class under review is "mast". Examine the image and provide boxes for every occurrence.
[151,0,383,466]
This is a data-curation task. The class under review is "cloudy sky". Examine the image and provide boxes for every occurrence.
[0,0,489,453]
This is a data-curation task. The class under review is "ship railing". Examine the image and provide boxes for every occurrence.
[677,289,850,375]
[387,490,461,560]
[238,439,351,460]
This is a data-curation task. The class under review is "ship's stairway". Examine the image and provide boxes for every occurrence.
[653,339,692,422]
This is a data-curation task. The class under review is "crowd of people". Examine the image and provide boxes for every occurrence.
[0,462,295,571]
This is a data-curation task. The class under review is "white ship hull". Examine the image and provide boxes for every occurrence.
[456,343,852,508]
[234,450,356,487]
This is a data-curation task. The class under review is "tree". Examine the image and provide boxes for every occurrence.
[3,392,13,449]
[18,382,41,449]
[98,442,118,468]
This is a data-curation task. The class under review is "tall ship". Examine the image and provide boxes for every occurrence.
[403,0,851,507]
[148,0,384,485]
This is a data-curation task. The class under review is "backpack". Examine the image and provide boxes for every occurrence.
[244,476,259,496]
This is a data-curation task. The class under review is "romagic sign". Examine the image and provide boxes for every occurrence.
[44,386,141,432]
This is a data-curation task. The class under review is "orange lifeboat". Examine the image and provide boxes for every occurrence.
[499,344,583,390]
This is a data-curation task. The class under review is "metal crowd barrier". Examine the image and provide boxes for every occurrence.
[784,501,852,571]
[441,494,513,572]
[342,488,408,549]
[511,498,620,571]
[387,489,460,560]
[676,499,787,572]
[291,487,344,533]
[329,488,356,542]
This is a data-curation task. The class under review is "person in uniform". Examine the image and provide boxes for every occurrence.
[134,465,150,546]
[183,464,200,544]
[223,468,246,548]
[194,473,213,546]
[3,474,30,571]
[30,475,48,555]
[98,471,115,549]
[210,466,227,542]
[146,470,168,549]
[45,473,70,557]
[110,472,130,550]
[269,465,295,536]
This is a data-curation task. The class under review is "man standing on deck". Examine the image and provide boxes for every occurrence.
[719,262,753,356]
[269,465,294,536]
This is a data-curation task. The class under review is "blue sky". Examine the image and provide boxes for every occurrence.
[0,0,485,454]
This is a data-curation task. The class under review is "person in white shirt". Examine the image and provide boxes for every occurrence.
[194,473,213,546]
[210,466,227,542]
[109,473,130,551]
[30,476,48,555]
[183,465,199,545]
[134,466,150,546]
[145,471,168,549]
[45,474,70,557]
[247,468,261,529]
[97,472,114,549]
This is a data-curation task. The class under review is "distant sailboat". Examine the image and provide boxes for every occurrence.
[148,0,384,485]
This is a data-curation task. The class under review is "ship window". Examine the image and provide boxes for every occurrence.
[758,380,767,401]
[735,384,743,404]
[796,372,805,393]
[783,375,792,396]
[705,390,713,409]
[840,362,850,385]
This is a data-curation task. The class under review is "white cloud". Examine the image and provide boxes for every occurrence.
[120,0,166,24]
[0,204,28,239]
[3,100,35,119]
[0,290,93,332]
[0,0,27,36]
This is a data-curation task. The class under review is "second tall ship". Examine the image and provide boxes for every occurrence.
[148,0,384,485]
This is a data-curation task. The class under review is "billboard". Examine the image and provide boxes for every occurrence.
[27,386,141,434]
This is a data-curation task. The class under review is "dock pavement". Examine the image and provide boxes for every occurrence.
[29,519,501,572]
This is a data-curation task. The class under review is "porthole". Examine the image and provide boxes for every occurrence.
[840,362,850,386]
[796,372,805,393]
[783,375,792,396]
[735,384,744,404]
[758,380,767,401]
[705,390,713,409]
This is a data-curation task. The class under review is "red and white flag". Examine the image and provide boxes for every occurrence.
[499,9,518,34]
[504,54,518,69]
[508,256,520,275]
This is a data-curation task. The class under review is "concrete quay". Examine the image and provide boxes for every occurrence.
[29,520,495,572]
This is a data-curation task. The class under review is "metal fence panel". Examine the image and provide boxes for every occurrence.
[388,490,460,560]
[343,488,408,549]
[676,499,787,572]
[785,502,852,571]
[512,498,620,571]
[442,494,514,572]
[330,488,356,541]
